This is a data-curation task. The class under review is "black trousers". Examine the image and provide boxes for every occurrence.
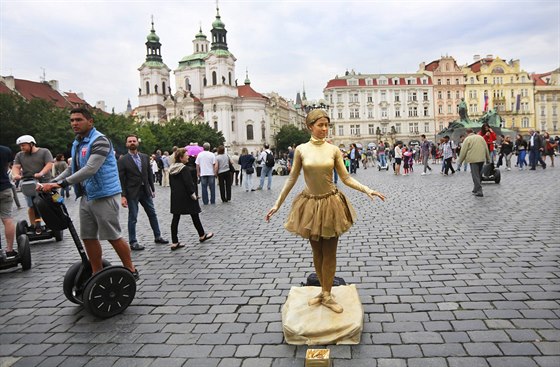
[171,213,204,244]
[218,171,232,202]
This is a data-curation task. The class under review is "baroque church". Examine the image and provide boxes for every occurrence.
[135,7,305,153]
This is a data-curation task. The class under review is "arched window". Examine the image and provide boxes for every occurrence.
[147,111,151,119]
[203,77,207,87]
[154,84,158,94]
[185,77,190,91]
[247,124,254,140]
[229,72,232,85]
[212,71,217,85]
[213,104,217,112]
[214,121,218,130]
[162,82,166,95]
[145,81,150,94]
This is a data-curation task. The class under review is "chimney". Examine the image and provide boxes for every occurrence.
[1,75,15,90]
[95,100,106,112]
[486,54,493,59]
[473,55,481,61]
[48,80,59,91]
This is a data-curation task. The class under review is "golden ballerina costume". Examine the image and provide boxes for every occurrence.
[273,137,374,241]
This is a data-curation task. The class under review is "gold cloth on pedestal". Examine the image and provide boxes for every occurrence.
[282,285,364,345]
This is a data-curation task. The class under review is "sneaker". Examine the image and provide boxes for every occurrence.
[421,172,426,175]
[154,237,169,244]
[5,250,18,258]
[130,242,145,251]
[132,269,140,281]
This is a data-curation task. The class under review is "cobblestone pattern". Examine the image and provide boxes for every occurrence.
[1,164,559,367]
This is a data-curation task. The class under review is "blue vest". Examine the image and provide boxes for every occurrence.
[71,128,121,200]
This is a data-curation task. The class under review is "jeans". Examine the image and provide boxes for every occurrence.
[243,170,254,191]
[444,157,455,175]
[127,190,161,244]
[529,149,545,169]
[350,159,358,173]
[421,153,431,173]
[200,175,216,204]
[259,165,273,189]
[378,154,387,167]
[518,150,527,168]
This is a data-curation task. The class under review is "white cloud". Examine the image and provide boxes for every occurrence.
[1,0,558,112]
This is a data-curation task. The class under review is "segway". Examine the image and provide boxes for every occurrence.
[0,234,31,271]
[16,178,63,242]
[34,191,136,318]
[481,162,501,184]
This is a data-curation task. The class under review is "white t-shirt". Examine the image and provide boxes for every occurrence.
[394,146,403,159]
[195,150,216,176]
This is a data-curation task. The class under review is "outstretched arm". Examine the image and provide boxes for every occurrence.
[335,149,385,201]
[265,147,302,221]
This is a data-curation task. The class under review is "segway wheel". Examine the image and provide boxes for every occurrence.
[54,230,63,242]
[16,234,31,271]
[16,220,28,237]
[63,259,112,305]
[83,266,136,318]
[494,170,501,184]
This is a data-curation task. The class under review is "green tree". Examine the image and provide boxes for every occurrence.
[275,125,310,154]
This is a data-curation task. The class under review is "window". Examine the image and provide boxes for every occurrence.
[229,72,232,85]
[232,120,235,131]
[395,109,401,118]
[553,106,557,116]
[162,82,166,95]
[438,91,442,99]
[147,111,151,119]
[338,111,343,119]
[424,106,429,116]
[470,77,475,84]
[395,123,401,133]
[447,91,451,99]
[408,123,414,133]
[408,92,417,102]
[381,108,388,118]
[395,92,400,102]
[455,79,460,85]
[368,108,373,118]
[522,117,529,128]
[447,105,452,114]
[247,124,254,140]
[154,84,158,94]
[212,71,217,85]
[214,121,218,130]
[213,104,217,112]
[447,79,450,85]
[185,77,190,91]
[366,78,373,86]
[368,124,375,135]
[145,81,150,94]
[424,122,430,133]
[439,123,444,132]
[423,92,429,101]
[438,79,442,85]
[381,91,387,102]
[408,107,418,117]
[337,93,343,102]
[541,106,546,117]
[350,93,359,103]
[438,105,443,114]
[483,77,488,84]
[456,91,460,99]
[367,93,373,103]
[338,125,344,136]
[541,122,547,131]
[350,108,360,119]
[350,124,361,136]
[469,104,478,113]
[511,118,515,128]
[348,79,358,86]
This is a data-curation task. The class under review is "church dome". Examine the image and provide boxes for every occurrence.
[147,29,160,42]
[212,15,225,29]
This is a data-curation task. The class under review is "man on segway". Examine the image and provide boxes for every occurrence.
[11,135,53,234]
[40,108,139,280]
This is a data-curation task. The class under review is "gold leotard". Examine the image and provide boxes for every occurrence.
[274,137,373,241]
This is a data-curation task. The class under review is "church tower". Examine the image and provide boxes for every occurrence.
[137,18,171,123]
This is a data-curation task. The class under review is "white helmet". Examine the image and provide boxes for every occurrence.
[16,135,36,145]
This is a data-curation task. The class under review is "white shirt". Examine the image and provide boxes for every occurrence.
[394,146,403,159]
[195,150,216,176]
[258,149,272,167]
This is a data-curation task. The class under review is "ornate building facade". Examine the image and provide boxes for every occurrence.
[462,56,535,134]
[323,70,434,147]
[419,56,465,133]
[533,68,559,134]
[136,8,305,153]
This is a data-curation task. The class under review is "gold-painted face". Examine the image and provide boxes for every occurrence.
[309,117,330,140]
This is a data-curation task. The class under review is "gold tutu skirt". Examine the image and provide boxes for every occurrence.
[284,189,357,241]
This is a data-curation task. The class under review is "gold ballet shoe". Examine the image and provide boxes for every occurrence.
[321,294,343,313]
[308,292,324,306]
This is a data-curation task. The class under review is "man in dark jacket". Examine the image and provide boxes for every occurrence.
[528,129,546,170]
[118,135,168,250]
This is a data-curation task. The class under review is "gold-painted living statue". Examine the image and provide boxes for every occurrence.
[266,109,385,313]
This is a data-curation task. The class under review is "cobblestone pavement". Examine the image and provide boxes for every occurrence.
[1,163,559,367]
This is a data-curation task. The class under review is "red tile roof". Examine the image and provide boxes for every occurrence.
[14,79,72,108]
[238,84,267,99]
[425,60,439,72]
[467,58,494,73]
[64,92,87,106]
[0,82,12,94]
[532,72,552,86]
[325,79,348,88]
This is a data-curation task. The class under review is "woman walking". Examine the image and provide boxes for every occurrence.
[238,147,255,192]
[216,145,233,202]
[168,148,213,251]
[266,109,385,313]
[515,134,528,170]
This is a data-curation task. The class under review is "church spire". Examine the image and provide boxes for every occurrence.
[145,16,163,63]
[244,68,251,85]
[211,1,228,51]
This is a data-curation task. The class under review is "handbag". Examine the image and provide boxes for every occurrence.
[245,166,254,175]
[229,159,235,173]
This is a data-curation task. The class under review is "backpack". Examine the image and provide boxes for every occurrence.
[265,151,275,168]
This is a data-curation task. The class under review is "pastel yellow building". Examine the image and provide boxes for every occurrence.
[533,68,560,135]
[462,55,535,134]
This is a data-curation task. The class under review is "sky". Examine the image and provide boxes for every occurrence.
[1,0,559,113]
